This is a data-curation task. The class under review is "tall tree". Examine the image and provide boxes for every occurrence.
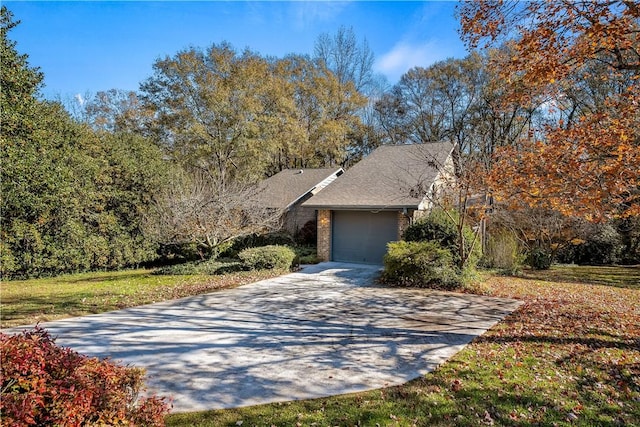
[0,6,43,139]
[1,6,167,277]
[83,89,153,134]
[458,0,640,220]
[273,54,367,169]
[140,43,288,184]
[314,26,386,164]
[375,53,535,165]
[314,25,376,94]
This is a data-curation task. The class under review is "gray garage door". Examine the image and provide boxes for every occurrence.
[332,210,398,264]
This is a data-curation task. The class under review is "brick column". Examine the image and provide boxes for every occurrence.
[397,210,411,240]
[317,209,332,261]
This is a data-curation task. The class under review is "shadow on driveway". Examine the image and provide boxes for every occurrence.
[4,262,522,412]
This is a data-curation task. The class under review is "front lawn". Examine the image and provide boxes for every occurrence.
[2,265,638,425]
[520,264,640,289]
[167,265,640,426]
[0,268,282,328]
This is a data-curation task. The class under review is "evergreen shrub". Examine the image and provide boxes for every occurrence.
[238,245,297,270]
[526,247,553,270]
[382,241,461,289]
[557,224,623,265]
[403,209,482,270]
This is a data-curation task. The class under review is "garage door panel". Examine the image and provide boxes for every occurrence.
[332,210,398,264]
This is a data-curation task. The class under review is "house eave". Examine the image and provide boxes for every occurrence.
[302,203,421,211]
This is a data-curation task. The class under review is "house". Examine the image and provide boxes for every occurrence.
[254,168,344,236]
[302,142,456,264]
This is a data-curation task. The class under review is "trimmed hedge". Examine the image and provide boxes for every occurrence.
[382,241,462,289]
[238,245,297,270]
[220,232,296,258]
[0,327,169,426]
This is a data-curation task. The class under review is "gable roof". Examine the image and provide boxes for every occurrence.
[302,142,454,210]
[254,168,343,210]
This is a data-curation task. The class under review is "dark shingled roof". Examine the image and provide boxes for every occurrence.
[302,142,454,209]
[254,168,343,210]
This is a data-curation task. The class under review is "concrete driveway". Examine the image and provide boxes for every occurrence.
[5,262,522,413]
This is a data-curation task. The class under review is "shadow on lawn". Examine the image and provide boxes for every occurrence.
[1,294,121,329]
[3,264,521,413]
[519,265,640,290]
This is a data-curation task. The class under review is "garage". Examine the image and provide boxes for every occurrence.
[331,210,398,264]
[300,143,456,265]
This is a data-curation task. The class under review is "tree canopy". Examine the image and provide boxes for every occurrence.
[1,6,167,277]
[458,0,640,220]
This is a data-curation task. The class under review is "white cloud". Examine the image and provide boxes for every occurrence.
[74,93,85,106]
[375,40,448,83]
[289,1,351,31]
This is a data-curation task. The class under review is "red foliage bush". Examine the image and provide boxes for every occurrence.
[0,326,170,426]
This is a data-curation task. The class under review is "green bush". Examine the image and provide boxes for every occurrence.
[404,209,481,269]
[295,220,317,245]
[557,224,623,265]
[1,327,169,426]
[220,232,295,258]
[482,229,524,274]
[294,245,320,264]
[526,247,553,270]
[382,241,462,289]
[238,245,297,271]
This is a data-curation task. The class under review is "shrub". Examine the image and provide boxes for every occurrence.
[557,224,623,265]
[382,241,462,289]
[526,247,553,270]
[482,229,524,274]
[293,245,320,265]
[404,209,481,269]
[238,245,297,270]
[0,327,170,426]
[219,232,296,258]
[295,220,317,245]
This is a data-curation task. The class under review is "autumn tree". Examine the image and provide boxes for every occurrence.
[458,0,640,221]
[140,43,284,184]
[83,89,153,134]
[314,26,387,164]
[271,54,367,170]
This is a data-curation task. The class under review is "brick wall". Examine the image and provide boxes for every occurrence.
[317,209,331,261]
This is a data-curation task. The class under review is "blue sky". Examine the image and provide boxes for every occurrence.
[5,1,468,101]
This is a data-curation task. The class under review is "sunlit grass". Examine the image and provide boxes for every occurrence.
[2,264,637,425]
[167,265,640,426]
[0,268,281,328]
[520,264,639,289]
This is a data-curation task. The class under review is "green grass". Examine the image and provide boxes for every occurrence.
[520,264,640,289]
[167,265,640,426]
[2,264,638,425]
[0,268,282,328]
